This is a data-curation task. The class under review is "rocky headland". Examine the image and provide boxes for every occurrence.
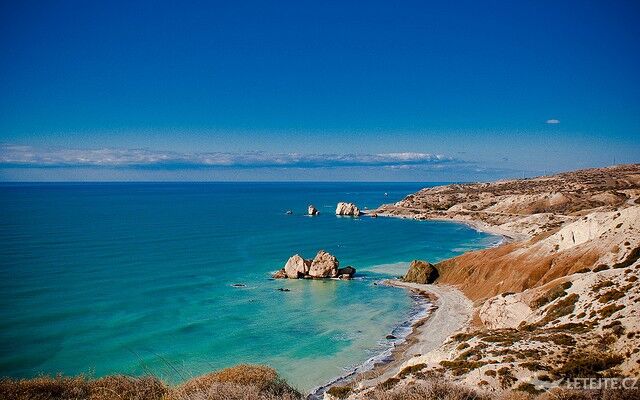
[328,164,640,399]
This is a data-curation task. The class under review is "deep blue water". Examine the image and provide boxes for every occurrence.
[0,182,498,392]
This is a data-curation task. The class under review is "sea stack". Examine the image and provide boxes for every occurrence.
[308,205,319,216]
[273,251,355,279]
[308,250,339,278]
[283,254,311,279]
[335,202,361,216]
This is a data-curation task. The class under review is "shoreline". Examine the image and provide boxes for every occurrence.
[314,215,509,397]
[366,209,529,243]
[316,280,474,398]
[309,281,436,399]
[355,281,473,392]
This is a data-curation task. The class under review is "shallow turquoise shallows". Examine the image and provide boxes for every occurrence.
[0,183,498,392]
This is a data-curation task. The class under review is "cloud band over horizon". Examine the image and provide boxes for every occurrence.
[0,144,460,170]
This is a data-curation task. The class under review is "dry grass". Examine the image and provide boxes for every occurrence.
[0,366,301,400]
[553,352,624,379]
[170,365,301,400]
[533,282,573,308]
[0,374,166,400]
[366,379,491,400]
[539,293,580,326]
[326,385,352,399]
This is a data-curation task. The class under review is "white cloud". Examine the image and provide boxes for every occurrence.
[0,144,458,169]
[546,119,560,124]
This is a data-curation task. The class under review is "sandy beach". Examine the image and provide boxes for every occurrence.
[347,281,473,393]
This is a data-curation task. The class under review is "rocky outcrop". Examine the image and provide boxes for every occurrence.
[436,206,640,301]
[308,205,319,216]
[309,250,339,278]
[273,251,355,279]
[283,254,311,279]
[272,269,287,279]
[374,164,640,238]
[337,266,356,278]
[403,260,439,284]
[335,202,361,216]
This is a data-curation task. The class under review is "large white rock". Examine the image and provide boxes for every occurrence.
[308,250,339,278]
[284,254,311,279]
[335,202,361,216]
[308,205,319,216]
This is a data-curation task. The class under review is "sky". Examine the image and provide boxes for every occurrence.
[0,0,639,181]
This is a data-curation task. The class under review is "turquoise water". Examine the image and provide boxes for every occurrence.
[0,183,498,392]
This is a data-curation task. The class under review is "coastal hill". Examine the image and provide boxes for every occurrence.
[376,164,640,300]
[340,164,640,398]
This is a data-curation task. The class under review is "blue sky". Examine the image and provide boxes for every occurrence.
[1,0,639,181]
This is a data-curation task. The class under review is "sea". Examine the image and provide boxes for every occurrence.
[0,182,499,393]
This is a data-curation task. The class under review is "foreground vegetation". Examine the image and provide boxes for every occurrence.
[0,365,302,400]
[2,366,640,400]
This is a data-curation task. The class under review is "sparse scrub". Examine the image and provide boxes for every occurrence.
[553,351,624,379]
[532,282,573,308]
[367,378,491,400]
[598,304,625,318]
[592,280,615,292]
[598,289,625,303]
[539,293,580,325]
[326,385,352,399]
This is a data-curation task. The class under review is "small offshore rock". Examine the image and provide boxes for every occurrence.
[231,283,246,288]
[272,269,287,279]
[277,288,291,292]
[337,266,356,278]
[386,334,397,340]
[308,205,319,216]
[286,210,293,215]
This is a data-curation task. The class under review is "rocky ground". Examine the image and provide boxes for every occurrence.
[332,164,640,399]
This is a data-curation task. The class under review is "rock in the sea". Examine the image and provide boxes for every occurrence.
[335,202,361,216]
[308,250,339,278]
[308,205,319,216]
[272,269,287,279]
[386,334,397,340]
[284,254,311,279]
[403,260,439,284]
[337,266,356,278]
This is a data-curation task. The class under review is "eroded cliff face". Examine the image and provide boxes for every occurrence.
[436,206,640,301]
[374,164,640,302]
